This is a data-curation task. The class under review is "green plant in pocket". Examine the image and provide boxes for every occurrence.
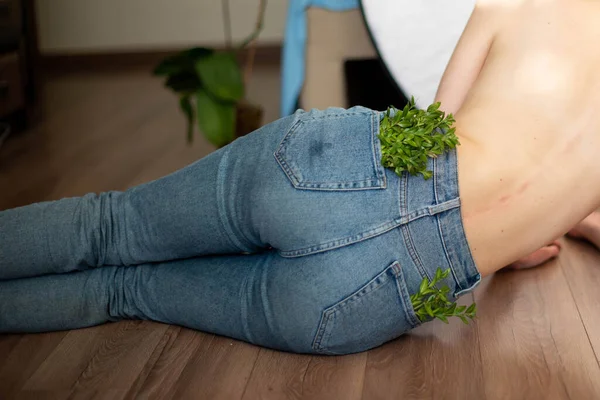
[410,268,477,324]
[153,0,266,148]
[379,97,459,179]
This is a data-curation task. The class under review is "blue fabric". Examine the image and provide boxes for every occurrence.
[281,0,360,117]
[0,107,480,355]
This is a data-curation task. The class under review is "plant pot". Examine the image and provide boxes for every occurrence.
[235,100,264,138]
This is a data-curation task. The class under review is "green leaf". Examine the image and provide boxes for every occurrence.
[459,315,469,325]
[419,277,428,294]
[195,52,244,102]
[179,95,195,144]
[379,99,458,179]
[154,47,213,76]
[195,89,235,148]
[425,303,434,317]
[436,315,449,324]
[165,71,202,94]
[466,303,477,314]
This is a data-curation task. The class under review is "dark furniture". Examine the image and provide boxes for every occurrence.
[0,0,39,130]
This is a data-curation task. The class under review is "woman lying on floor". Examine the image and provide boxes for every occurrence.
[2,0,600,355]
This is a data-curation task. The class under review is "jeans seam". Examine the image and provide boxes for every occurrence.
[114,193,132,266]
[302,111,371,121]
[393,262,422,328]
[400,171,429,280]
[312,309,332,352]
[278,198,461,258]
[216,148,254,252]
[279,220,401,257]
[433,155,464,295]
[274,119,303,187]
[401,224,428,280]
[371,111,387,187]
[41,206,58,268]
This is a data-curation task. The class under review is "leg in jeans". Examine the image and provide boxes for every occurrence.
[0,229,428,355]
[0,115,296,281]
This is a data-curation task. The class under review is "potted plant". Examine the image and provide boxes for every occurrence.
[153,0,266,147]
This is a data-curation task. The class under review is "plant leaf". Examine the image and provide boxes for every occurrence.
[154,47,213,76]
[419,277,428,294]
[466,303,477,314]
[195,52,244,102]
[425,302,434,317]
[195,89,235,148]
[179,95,195,144]
[165,71,202,94]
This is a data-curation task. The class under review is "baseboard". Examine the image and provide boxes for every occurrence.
[41,44,282,74]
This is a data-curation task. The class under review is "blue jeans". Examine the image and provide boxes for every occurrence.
[0,107,480,355]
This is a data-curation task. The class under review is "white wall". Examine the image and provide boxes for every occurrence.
[35,0,288,54]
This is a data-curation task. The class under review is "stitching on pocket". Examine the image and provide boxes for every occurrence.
[273,111,386,191]
[312,263,397,353]
[274,119,304,188]
[393,262,422,328]
[311,261,420,354]
[370,111,386,187]
[312,308,334,353]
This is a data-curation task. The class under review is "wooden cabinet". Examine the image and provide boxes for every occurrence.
[0,52,24,116]
[0,0,22,47]
[0,0,38,129]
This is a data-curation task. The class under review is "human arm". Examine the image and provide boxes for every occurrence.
[434,1,500,114]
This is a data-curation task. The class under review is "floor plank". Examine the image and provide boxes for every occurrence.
[300,353,367,400]
[558,239,600,368]
[241,349,311,399]
[124,327,210,400]
[362,294,485,400]
[0,332,69,397]
[22,322,168,395]
[171,336,260,400]
[474,257,600,399]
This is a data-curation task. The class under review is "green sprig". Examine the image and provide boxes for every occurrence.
[410,268,477,324]
[379,97,459,179]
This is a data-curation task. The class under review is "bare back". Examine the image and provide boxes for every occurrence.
[452,0,600,275]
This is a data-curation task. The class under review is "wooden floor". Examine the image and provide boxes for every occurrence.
[2,68,600,400]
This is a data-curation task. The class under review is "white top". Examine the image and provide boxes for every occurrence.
[361,0,476,108]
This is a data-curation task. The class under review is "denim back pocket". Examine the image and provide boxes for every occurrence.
[275,108,386,191]
[312,261,421,355]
